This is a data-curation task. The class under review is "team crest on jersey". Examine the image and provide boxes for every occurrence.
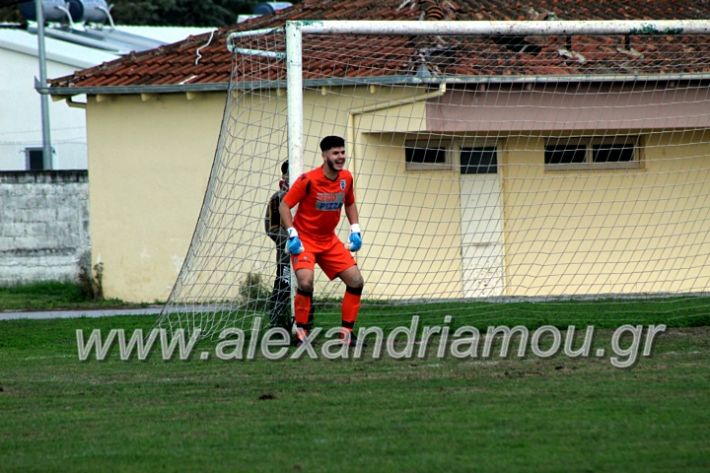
[340,179,346,190]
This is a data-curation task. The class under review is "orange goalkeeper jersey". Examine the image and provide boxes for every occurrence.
[283,166,355,247]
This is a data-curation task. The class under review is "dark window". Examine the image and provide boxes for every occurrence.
[26,148,45,170]
[405,145,447,165]
[461,147,497,174]
[545,144,587,165]
[593,143,635,163]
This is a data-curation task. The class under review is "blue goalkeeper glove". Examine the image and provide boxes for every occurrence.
[287,227,304,255]
[348,224,362,252]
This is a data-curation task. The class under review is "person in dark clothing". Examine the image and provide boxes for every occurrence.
[265,161,292,329]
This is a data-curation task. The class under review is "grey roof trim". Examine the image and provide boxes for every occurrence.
[47,82,230,96]
[47,72,710,96]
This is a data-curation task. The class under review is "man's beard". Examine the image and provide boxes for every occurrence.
[325,158,339,172]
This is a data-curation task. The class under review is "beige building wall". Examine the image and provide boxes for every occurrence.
[186,87,450,303]
[86,93,223,302]
[502,130,710,296]
[87,85,449,303]
[204,86,462,302]
[86,83,710,303]
[349,89,464,300]
[354,132,464,301]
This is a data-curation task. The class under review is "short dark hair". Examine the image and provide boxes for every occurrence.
[280,160,288,174]
[320,135,345,152]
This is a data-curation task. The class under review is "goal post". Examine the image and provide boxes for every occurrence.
[157,19,710,338]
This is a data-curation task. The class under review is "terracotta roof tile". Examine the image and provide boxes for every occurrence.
[49,0,710,91]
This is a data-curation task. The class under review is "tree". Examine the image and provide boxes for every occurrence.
[0,0,23,22]
[108,0,260,26]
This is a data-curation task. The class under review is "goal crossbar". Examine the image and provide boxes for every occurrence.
[227,19,710,47]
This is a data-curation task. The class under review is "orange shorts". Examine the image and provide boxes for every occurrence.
[291,235,356,280]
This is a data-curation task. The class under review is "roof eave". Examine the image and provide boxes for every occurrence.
[47,82,230,97]
[46,72,710,97]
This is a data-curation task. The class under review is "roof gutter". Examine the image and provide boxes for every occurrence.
[46,72,710,97]
[64,96,87,109]
[46,82,230,97]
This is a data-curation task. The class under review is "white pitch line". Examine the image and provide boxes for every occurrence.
[0,307,162,321]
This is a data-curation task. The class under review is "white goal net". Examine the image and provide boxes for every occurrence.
[157,20,710,337]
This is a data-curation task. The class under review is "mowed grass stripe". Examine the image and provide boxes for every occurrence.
[0,310,708,472]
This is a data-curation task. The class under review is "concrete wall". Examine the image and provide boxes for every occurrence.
[0,171,89,284]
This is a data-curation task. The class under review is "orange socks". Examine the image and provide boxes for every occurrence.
[295,286,361,342]
[341,285,362,330]
[294,288,313,333]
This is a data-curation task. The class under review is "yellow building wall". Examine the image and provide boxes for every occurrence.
[87,86,445,303]
[502,130,710,296]
[353,133,463,301]
[205,87,461,302]
[348,90,464,300]
[86,93,222,302]
[186,87,446,304]
[87,84,710,303]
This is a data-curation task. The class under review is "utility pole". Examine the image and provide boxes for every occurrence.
[35,0,52,169]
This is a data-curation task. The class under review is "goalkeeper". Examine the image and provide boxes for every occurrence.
[279,135,364,346]
[264,160,292,330]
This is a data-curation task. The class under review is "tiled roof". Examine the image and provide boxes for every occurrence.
[49,0,710,93]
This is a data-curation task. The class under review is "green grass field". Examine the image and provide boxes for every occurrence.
[1,299,709,473]
[0,281,142,311]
